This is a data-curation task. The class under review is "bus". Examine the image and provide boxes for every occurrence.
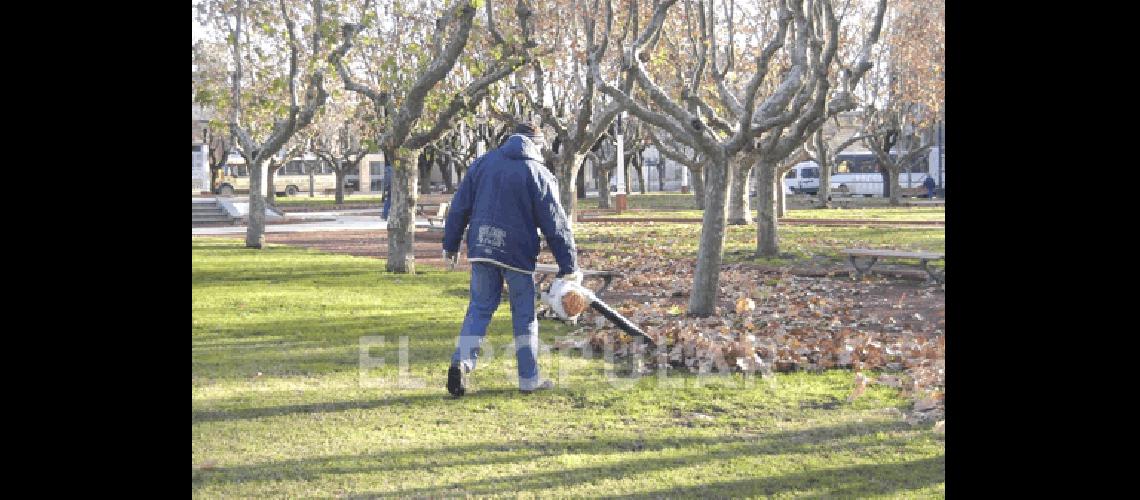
[213,153,340,196]
[783,147,945,197]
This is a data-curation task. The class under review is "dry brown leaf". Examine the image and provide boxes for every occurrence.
[735,297,756,315]
[914,398,938,412]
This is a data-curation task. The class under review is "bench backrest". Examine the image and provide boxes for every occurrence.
[419,194,453,205]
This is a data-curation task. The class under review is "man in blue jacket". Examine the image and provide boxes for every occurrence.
[923,175,937,199]
[442,119,580,396]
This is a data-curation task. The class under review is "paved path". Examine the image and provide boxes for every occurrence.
[192,210,433,236]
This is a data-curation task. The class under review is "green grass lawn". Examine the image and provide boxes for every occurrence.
[578,192,942,213]
[193,238,944,497]
[579,193,698,210]
[587,207,944,221]
[575,219,945,268]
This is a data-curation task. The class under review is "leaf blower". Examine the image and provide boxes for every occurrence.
[539,275,656,348]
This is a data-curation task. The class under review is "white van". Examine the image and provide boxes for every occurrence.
[783,163,820,195]
[783,147,944,197]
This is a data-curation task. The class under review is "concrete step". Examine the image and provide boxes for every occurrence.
[193,214,236,222]
[193,206,226,212]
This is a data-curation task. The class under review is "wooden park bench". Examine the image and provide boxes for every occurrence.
[841,248,945,285]
[426,202,449,232]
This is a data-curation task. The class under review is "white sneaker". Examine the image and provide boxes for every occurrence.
[519,379,554,394]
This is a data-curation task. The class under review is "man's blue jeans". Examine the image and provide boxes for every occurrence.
[451,262,542,389]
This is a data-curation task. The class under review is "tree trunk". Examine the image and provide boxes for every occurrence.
[555,153,585,222]
[387,147,420,274]
[727,158,752,225]
[597,167,612,209]
[334,169,345,205]
[687,157,730,317]
[755,159,780,257]
[887,167,902,206]
[690,166,706,210]
[657,164,665,191]
[309,168,315,197]
[442,158,455,193]
[636,160,646,194]
[576,161,587,200]
[818,158,832,207]
[776,173,786,218]
[880,167,891,198]
[266,160,278,206]
[245,158,266,249]
[418,152,433,195]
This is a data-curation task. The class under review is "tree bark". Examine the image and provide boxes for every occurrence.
[635,158,646,194]
[266,160,278,206]
[687,158,730,317]
[690,166,705,210]
[387,147,420,273]
[576,162,587,200]
[597,166,612,208]
[776,173,786,218]
[755,159,779,257]
[727,158,752,225]
[334,168,346,205]
[554,153,585,222]
[818,157,832,207]
[245,158,266,249]
[887,167,902,206]
[441,158,455,193]
[418,151,433,194]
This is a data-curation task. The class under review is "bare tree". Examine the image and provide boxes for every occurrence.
[804,125,873,207]
[510,0,637,222]
[854,0,943,206]
[329,0,535,273]
[199,0,331,249]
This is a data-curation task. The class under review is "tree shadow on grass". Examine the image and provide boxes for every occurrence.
[610,456,944,498]
[194,420,940,496]
[193,392,458,423]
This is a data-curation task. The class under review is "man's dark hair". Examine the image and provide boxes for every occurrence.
[513,116,543,139]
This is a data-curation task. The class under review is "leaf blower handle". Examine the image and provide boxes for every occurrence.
[559,270,583,285]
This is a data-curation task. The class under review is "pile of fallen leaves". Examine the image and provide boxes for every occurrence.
[548,247,945,425]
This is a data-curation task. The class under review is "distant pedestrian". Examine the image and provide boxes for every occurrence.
[923,175,936,198]
[381,163,394,220]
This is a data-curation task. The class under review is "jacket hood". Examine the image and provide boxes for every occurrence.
[500,134,545,162]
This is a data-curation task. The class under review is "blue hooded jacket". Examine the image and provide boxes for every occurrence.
[443,134,578,276]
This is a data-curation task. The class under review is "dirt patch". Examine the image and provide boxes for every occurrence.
[192,217,336,228]
[208,229,467,269]
[278,204,380,213]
